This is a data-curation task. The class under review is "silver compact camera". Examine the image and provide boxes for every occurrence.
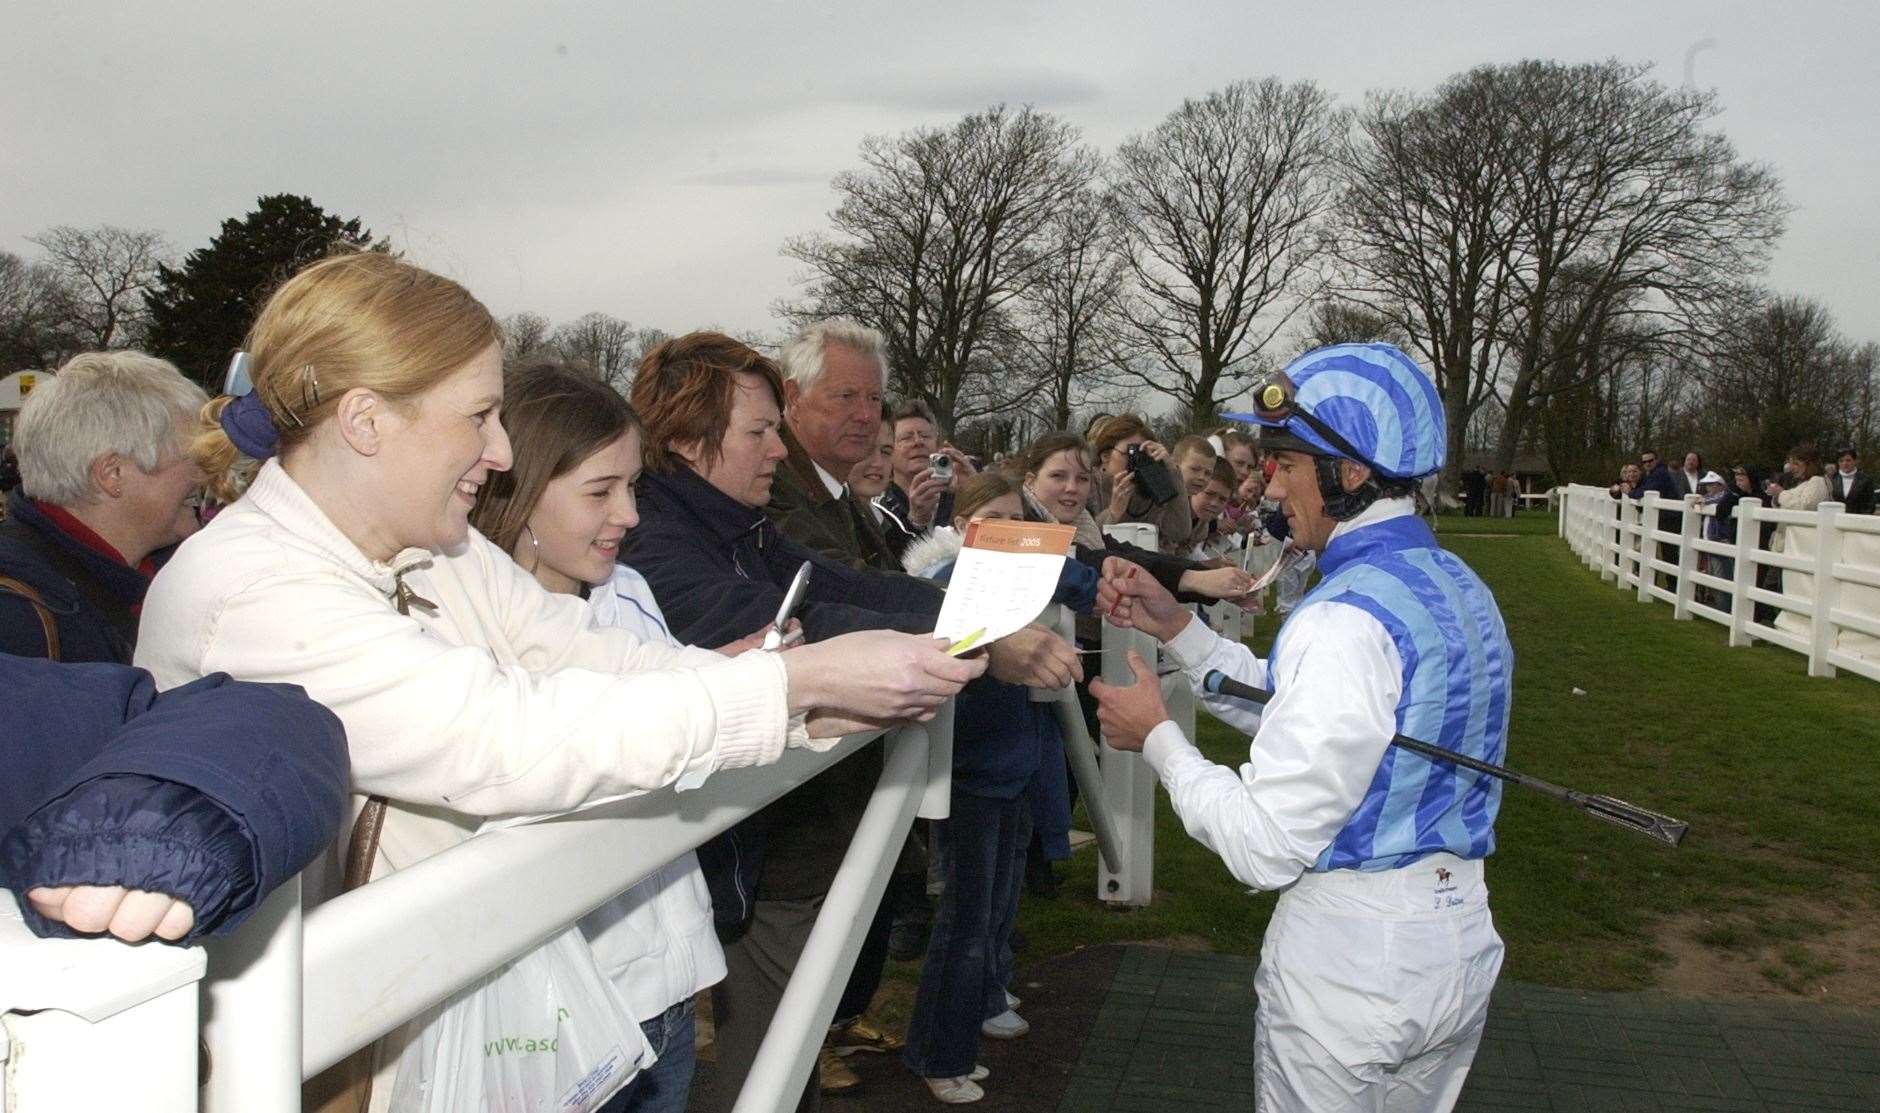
[929,452,953,483]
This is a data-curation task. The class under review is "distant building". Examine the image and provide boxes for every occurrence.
[1,369,53,447]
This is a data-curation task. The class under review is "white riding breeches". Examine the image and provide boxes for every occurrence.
[1253,854,1503,1112]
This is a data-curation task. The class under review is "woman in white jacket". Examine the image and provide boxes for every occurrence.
[468,361,741,1112]
[133,251,982,1109]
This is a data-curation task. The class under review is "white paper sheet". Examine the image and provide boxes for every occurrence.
[932,519,1077,650]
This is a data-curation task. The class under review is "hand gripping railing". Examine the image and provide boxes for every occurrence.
[2,715,952,1113]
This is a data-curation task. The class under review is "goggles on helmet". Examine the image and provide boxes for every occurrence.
[1250,372,1386,475]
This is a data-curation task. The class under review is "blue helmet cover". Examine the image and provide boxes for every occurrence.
[1224,343,1445,479]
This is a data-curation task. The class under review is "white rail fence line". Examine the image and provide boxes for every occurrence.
[1,541,1267,1112]
[1557,484,1880,684]
[2,714,956,1113]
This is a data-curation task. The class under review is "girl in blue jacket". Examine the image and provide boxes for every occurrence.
[898,472,1097,1104]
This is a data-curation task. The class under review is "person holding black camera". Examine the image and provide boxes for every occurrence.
[1090,414,1193,555]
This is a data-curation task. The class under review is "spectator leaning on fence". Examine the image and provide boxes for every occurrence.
[0,351,207,662]
[1189,456,1239,561]
[1216,427,1260,487]
[1766,442,1830,516]
[1609,462,1641,498]
[851,406,906,543]
[134,253,980,1108]
[2,653,346,945]
[1693,470,1734,607]
[899,471,1099,1104]
[1674,451,1705,498]
[1833,447,1875,514]
[777,321,945,1090]
[622,331,1063,1112]
[468,361,746,1113]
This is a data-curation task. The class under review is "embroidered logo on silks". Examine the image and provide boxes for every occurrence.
[1432,866,1462,911]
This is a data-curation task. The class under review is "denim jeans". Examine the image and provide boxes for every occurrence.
[986,804,1031,1021]
[597,997,697,1113]
[901,790,1027,1079]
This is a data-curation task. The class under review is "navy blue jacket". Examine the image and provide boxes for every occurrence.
[1630,463,1682,504]
[0,655,349,942]
[624,465,942,645]
[0,490,154,663]
[624,464,947,934]
[1627,463,1684,535]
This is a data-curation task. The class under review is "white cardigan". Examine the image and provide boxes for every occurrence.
[135,459,808,880]
[577,565,728,1023]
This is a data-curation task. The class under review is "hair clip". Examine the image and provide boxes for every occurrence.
[299,364,322,414]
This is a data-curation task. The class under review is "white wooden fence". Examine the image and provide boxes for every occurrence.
[1557,484,1880,684]
[2,717,955,1113]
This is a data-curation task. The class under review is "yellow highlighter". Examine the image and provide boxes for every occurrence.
[946,628,987,656]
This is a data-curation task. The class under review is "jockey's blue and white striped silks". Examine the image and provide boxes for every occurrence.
[1275,513,1513,871]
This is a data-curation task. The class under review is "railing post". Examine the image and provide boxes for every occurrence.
[1809,503,1845,678]
[1600,493,1620,583]
[201,876,302,1112]
[1635,495,1655,601]
[1674,495,1700,620]
[1051,687,1122,874]
[1098,522,1159,908]
[1729,498,1763,647]
[1,892,208,1112]
[1557,486,1568,540]
[1099,614,1159,908]
[916,697,955,821]
[734,724,933,1112]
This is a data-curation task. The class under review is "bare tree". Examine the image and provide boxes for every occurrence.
[500,311,553,365]
[1009,187,1132,431]
[0,251,81,369]
[1335,75,1524,488]
[780,104,1101,434]
[25,225,172,349]
[1297,297,1410,351]
[551,313,665,391]
[1486,61,1787,469]
[1336,61,1786,481]
[1108,79,1345,426]
[1699,294,1868,464]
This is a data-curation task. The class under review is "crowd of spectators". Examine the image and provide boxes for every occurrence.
[11,247,1856,1108]
[1604,443,1873,615]
[0,250,1315,1111]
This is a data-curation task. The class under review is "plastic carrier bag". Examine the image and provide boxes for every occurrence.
[388,925,648,1112]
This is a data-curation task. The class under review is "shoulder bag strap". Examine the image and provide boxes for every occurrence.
[0,573,60,661]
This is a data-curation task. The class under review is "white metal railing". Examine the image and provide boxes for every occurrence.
[2,714,955,1113]
[1558,484,1880,683]
[1,547,1262,1111]
[1068,524,1252,907]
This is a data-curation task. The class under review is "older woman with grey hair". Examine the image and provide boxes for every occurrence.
[0,351,206,662]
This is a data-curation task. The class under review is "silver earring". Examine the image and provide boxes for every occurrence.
[522,525,541,569]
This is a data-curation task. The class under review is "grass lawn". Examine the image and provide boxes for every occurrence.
[998,507,1880,1001]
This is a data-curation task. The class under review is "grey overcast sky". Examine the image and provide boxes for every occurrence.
[4,0,1876,350]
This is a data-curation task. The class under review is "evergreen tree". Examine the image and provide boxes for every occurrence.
[143,195,379,388]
